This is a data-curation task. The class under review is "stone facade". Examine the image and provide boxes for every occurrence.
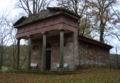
[109,54,120,69]
[31,33,111,70]
[14,7,112,71]
[77,40,110,67]
[31,33,75,71]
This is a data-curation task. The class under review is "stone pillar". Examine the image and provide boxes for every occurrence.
[16,38,20,70]
[27,37,32,70]
[73,32,78,70]
[41,33,46,71]
[59,30,64,70]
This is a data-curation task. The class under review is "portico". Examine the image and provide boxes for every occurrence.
[14,7,80,71]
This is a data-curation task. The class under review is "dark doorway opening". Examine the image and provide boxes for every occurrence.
[47,43,51,48]
[46,50,51,70]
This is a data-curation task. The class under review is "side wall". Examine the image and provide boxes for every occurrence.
[77,41,110,67]
[31,33,75,71]
[109,54,120,69]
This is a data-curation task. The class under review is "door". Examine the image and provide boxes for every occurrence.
[46,50,51,70]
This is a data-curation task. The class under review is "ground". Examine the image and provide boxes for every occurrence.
[0,68,120,83]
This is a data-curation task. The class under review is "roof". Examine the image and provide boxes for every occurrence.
[13,7,81,28]
[13,10,49,27]
[13,16,27,26]
[78,35,113,49]
[47,7,80,18]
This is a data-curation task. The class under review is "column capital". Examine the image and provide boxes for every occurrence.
[43,32,48,35]
[60,30,64,32]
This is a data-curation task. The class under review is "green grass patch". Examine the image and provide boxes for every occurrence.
[0,68,120,83]
[1,66,8,71]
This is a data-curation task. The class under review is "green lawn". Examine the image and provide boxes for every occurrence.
[0,68,120,83]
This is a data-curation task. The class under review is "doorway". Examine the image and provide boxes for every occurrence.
[46,50,51,70]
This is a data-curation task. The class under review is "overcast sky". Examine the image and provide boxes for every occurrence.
[0,0,120,54]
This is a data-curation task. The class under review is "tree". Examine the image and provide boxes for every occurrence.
[19,42,28,69]
[57,0,94,38]
[57,0,80,14]
[78,16,94,38]
[0,15,7,70]
[0,13,14,70]
[16,0,52,16]
[110,4,120,42]
[0,41,3,70]
[88,0,116,42]
[78,0,95,38]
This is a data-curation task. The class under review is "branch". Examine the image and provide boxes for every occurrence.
[111,4,120,21]
[38,0,45,13]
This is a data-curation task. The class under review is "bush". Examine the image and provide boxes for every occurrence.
[57,68,66,75]
[82,63,89,68]
[75,65,82,70]
[89,64,98,68]
[75,64,99,70]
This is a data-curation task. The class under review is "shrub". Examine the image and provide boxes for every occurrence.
[76,64,99,70]
[89,64,97,68]
[57,68,66,75]
[82,63,89,68]
[75,65,82,70]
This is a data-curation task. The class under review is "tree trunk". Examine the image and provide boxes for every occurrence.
[74,0,78,14]
[100,21,105,43]
[33,0,36,16]
[0,46,3,70]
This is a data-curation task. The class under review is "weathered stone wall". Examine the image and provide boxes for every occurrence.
[64,33,74,70]
[73,32,78,70]
[31,39,42,69]
[77,41,110,67]
[109,54,120,69]
[31,33,75,71]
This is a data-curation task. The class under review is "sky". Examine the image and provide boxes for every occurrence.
[0,0,120,54]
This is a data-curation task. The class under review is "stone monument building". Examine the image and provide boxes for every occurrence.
[13,7,112,71]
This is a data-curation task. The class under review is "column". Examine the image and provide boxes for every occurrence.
[41,33,46,71]
[59,30,64,70]
[27,37,32,70]
[16,38,20,70]
[73,32,79,70]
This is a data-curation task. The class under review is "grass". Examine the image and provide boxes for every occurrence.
[0,67,120,83]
